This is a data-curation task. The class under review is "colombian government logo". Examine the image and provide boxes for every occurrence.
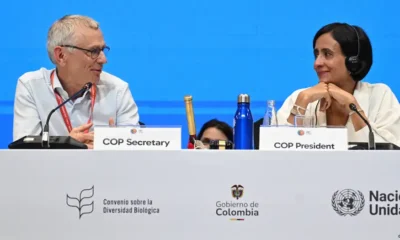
[215,184,259,221]
[231,185,244,200]
[66,186,95,219]
[332,189,365,216]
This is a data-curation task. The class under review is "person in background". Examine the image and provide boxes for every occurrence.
[13,15,140,149]
[277,22,400,146]
[196,119,233,149]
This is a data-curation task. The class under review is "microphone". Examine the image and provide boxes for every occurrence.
[349,103,375,150]
[41,82,93,148]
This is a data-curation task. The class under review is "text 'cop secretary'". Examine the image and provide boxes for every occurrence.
[102,138,170,147]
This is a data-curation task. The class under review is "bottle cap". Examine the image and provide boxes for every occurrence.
[237,94,250,103]
[184,95,193,102]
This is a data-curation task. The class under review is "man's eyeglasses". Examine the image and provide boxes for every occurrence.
[60,45,110,59]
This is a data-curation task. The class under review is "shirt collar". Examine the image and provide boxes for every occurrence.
[51,69,93,100]
[51,70,63,91]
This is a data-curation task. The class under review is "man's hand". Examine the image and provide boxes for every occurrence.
[69,123,94,149]
[109,117,115,127]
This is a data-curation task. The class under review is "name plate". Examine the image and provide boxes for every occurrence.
[259,126,348,151]
[94,126,181,150]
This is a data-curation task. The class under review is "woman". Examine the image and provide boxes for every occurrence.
[277,23,400,147]
[196,119,233,149]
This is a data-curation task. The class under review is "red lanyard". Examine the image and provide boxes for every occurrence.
[50,71,96,133]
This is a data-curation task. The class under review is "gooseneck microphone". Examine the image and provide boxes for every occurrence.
[349,103,375,150]
[42,82,93,148]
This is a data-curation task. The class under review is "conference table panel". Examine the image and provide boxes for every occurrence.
[0,150,398,240]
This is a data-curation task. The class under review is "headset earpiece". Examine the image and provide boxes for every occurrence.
[345,55,361,75]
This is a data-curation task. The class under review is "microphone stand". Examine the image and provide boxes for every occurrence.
[349,103,375,150]
[41,83,92,148]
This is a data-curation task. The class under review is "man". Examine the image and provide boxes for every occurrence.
[13,15,139,148]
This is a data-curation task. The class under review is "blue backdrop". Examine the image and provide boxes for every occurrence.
[1,0,399,148]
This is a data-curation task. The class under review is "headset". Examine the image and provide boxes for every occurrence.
[314,24,362,126]
[345,24,362,76]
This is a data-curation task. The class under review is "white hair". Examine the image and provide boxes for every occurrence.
[47,15,100,64]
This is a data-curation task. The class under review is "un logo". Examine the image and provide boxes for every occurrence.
[332,189,365,216]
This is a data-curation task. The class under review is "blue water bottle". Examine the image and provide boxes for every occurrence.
[233,94,254,149]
